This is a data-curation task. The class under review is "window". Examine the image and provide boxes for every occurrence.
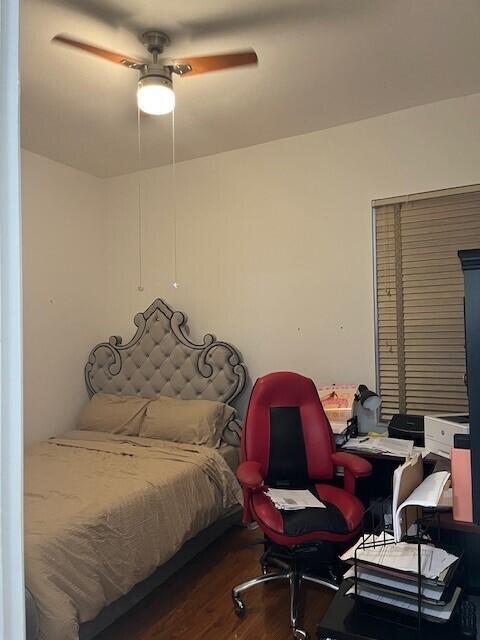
[374,186,480,421]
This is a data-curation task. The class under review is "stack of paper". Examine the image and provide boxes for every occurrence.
[265,488,326,511]
[341,534,458,580]
[345,583,461,622]
[342,533,460,621]
[343,436,414,458]
[343,566,446,601]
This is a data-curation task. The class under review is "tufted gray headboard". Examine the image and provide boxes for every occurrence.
[85,299,247,445]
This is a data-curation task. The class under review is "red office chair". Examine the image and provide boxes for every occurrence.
[232,372,372,640]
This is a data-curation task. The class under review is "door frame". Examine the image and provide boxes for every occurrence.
[0,0,25,637]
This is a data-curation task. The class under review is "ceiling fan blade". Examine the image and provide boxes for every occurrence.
[172,50,257,77]
[52,35,144,67]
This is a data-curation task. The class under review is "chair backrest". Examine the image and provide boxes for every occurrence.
[242,372,334,487]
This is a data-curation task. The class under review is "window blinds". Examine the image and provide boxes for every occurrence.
[375,190,480,421]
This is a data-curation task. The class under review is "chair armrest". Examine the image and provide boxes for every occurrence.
[236,461,264,490]
[331,451,372,494]
[331,452,372,477]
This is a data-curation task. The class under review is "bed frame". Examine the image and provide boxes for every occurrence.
[85,298,247,445]
[76,299,247,638]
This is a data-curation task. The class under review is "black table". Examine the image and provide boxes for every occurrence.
[339,446,446,507]
[316,580,472,640]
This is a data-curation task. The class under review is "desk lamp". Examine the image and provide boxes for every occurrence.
[352,384,381,434]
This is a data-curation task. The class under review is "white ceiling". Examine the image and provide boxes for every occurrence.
[21,0,480,178]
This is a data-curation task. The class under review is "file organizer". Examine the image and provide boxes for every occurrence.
[346,499,464,635]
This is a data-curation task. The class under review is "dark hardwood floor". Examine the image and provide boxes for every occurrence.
[96,526,334,640]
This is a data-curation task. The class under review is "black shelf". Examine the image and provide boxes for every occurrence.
[316,580,472,640]
[459,249,480,524]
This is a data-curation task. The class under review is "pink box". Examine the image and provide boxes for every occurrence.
[452,447,473,523]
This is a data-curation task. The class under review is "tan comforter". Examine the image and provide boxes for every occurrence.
[24,430,242,640]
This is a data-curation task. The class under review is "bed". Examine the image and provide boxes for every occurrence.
[24,299,248,640]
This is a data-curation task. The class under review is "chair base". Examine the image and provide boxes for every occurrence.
[232,559,340,640]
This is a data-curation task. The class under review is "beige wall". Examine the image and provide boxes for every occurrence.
[22,92,480,440]
[22,150,107,444]
[103,93,480,414]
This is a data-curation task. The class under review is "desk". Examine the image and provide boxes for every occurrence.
[341,446,480,591]
[338,446,445,508]
[316,580,472,640]
[338,445,447,468]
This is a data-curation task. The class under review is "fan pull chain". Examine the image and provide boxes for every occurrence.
[136,106,144,292]
[171,108,179,289]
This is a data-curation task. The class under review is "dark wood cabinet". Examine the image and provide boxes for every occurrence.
[459,249,480,523]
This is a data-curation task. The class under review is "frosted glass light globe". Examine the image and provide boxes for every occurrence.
[137,76,175,115]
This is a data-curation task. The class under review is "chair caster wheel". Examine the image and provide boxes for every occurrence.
[293,629,308,640]
[233,596,246,618]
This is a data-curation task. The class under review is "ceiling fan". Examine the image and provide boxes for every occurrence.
[52,31,258,115]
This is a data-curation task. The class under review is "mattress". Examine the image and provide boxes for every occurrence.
[25,431,242,640]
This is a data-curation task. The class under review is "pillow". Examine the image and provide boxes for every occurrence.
[77,393,151,436]
[140,396,235,447]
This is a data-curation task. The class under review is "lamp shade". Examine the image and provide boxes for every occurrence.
[357,384,381,412]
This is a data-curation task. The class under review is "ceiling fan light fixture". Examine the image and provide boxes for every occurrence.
[137,74,175,116]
